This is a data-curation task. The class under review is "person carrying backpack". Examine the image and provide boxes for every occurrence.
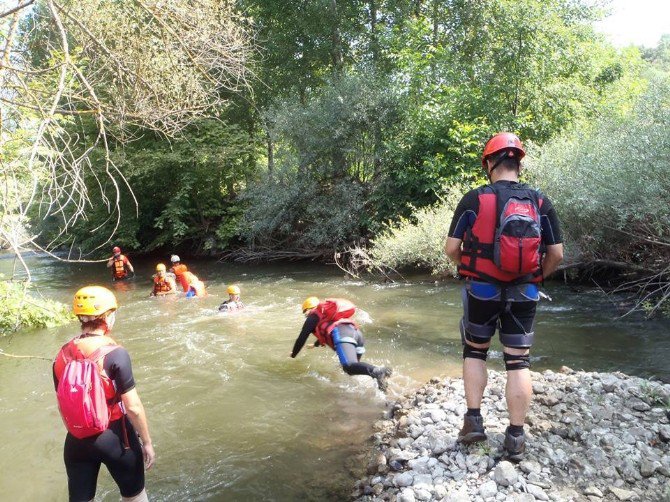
[444,133,564,461]
[53,286,154,501]
[290,297,392,391]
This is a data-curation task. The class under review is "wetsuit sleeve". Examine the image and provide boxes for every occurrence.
[540,195,563,245]
[291,314,319,358]
[103,347,136,395]
[448,189,479,239]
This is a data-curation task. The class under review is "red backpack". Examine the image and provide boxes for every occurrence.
[493,186,542,276]
[56,344,119,439]
[316,299,356,324]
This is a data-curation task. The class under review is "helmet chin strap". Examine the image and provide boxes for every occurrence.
[485,150,517,180]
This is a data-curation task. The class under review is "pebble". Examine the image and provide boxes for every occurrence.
[526,483,549,501]
[584,485,603,497]
[478,480,498,499]
[354,370,670,502]
[609,486,638,500]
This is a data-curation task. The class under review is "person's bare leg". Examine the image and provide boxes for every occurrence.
[504,347,532,425]
[463,341,490,408]
[123,489,149,502]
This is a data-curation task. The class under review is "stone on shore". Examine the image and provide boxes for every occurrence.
[354,370,670,502]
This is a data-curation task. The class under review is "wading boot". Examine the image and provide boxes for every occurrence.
[457,415,487,444]
[373,367,393,392]
[503,427,526,462]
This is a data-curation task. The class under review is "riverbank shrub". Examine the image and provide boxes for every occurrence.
[526,74,670,313]
[363,186,464,276]
[0,279,74,335]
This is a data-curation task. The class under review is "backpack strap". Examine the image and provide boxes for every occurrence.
[87,345,119,363]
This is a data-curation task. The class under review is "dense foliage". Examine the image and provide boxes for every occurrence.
[2,0,669,296]
[0,278,73,335]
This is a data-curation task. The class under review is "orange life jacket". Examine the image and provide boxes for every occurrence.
[171,263,189,292]
[53,335,124,422]
[184,272,206,297]
[112,256,128,279]
[312,298,358,349]
[153,276,173,294]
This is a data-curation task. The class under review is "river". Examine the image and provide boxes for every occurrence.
[1,256,669,501]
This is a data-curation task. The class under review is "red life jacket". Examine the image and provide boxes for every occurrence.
[312,298,358,349]
[112,256,127,279]
[153,276,173,294]
[459,184,544,284]
[53,336,124,425]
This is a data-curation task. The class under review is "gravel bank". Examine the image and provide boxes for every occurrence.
[354,368,670,502]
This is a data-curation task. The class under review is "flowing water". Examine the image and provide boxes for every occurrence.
[1,256,669,501]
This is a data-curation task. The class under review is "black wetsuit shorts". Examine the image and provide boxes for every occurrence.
[64,416,144,501]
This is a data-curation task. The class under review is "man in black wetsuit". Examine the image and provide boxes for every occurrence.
[444,132,563,461]
[290,297,392,391]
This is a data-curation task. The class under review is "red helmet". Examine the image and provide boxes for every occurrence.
[481,132,525,168]
[112,246,121,254]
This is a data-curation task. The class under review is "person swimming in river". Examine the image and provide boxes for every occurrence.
[218,285,245,311]
[150,264,177,297]
[290,297,392,391]
[107,246,134,281]
[183,271,206,298]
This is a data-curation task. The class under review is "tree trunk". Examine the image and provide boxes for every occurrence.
[330,0,343,75]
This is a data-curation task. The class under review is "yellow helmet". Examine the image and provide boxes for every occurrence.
[73,286,118,316]
[156,263,166,272]
[302,296,319,313]
[227,285,240,295]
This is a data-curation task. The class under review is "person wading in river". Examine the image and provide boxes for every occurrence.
[151,263,177,297]
[107,246,135,281]
[444,132,563,461]
[53,286,155,501]
[290,297,393,391]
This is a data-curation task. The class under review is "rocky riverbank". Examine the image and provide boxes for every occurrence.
[354,368,670,502]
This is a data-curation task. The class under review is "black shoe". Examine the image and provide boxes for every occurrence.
[373,367,393,391]
[503,427,526,462]
[458,415,487,444]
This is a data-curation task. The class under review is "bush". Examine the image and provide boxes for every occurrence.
[0,279,74,335]
[525,74,670,265]
[364,185,464,275]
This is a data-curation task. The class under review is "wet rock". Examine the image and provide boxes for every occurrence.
[494,461,518,487]
[478,480,498,499]
[608,486,638,501]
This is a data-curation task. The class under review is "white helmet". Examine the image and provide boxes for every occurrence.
[170,254,180,263]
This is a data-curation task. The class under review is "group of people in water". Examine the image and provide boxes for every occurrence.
[107,249,243,310]
[54,132,563,501]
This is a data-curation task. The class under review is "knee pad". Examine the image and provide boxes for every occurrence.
[463,343,489,361]
[504,352,531,371]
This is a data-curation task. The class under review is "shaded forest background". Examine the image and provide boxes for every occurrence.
[2,0,669,307]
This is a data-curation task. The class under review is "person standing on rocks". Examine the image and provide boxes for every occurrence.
[444,132,564,460]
